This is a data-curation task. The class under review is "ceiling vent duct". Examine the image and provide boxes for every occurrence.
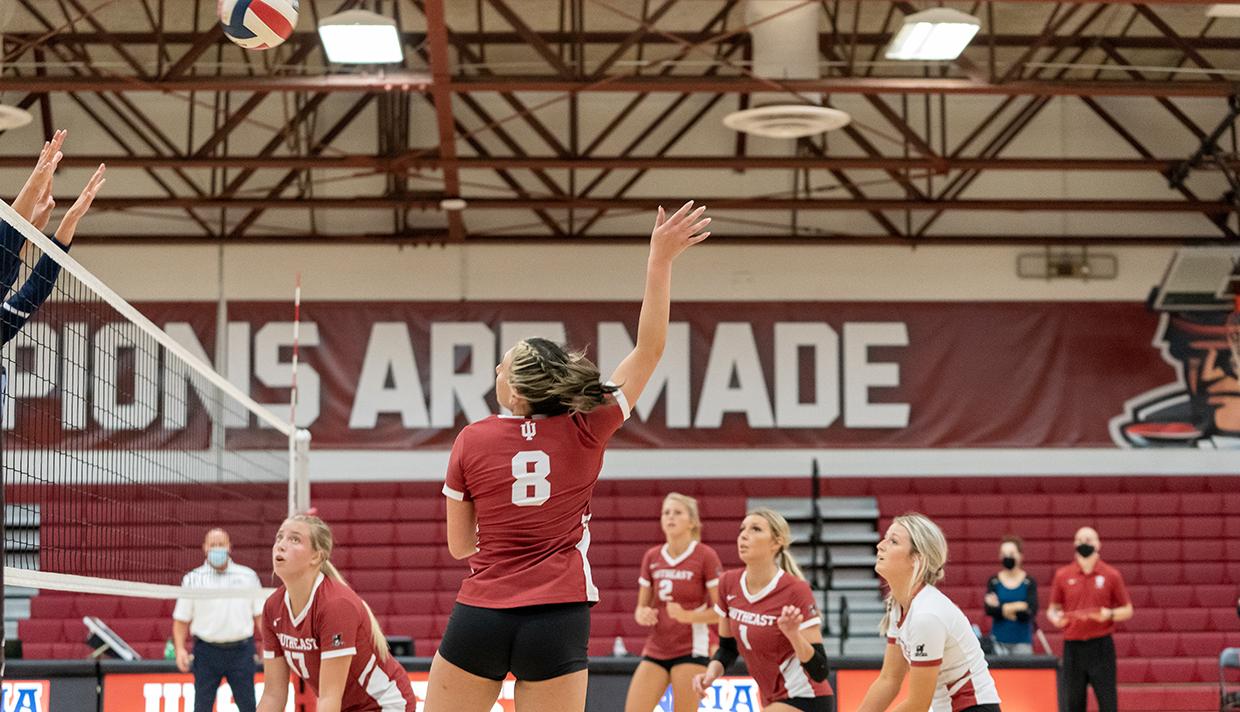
[722,0,850,139]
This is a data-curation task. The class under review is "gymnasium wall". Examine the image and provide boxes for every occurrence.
[76,242,1173,302]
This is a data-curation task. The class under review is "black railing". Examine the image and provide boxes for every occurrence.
[839,596,851,651]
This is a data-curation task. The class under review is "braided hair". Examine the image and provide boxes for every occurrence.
[506,338,620,415]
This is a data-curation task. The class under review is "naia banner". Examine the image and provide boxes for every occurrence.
[5,295,1238,450]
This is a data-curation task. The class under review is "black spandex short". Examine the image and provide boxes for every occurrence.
[960,706,1001,712]
[778,696,835,712]
[641,654,710,671]
[437,601,590,681]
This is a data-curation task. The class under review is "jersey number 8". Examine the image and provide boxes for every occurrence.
[511,450,551,507]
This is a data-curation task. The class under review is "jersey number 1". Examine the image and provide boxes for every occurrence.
[511,450,551,507]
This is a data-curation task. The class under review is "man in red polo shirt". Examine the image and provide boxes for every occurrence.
[1048,526,1134,712]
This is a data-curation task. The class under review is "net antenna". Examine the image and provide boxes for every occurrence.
[288,272,311,516]
[1226,260,1240,374]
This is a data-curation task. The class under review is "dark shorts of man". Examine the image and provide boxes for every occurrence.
[960,705,1002,712]
[438,601,590,682]
[192,636,257,712]
[1062,635,1117,712]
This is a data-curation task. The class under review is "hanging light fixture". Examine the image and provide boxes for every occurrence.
[885,8,982,61]
[318,9,404,64]
[1206,4,1240,17]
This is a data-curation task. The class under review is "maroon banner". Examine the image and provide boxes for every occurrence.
[9,298,1229,450]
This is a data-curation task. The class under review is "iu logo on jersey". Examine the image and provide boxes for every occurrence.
[521,421,537,441]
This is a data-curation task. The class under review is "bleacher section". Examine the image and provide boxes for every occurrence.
[15,475,1239,711]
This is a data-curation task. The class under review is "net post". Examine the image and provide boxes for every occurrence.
[289,428,312,517]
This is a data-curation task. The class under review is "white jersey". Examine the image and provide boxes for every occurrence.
[887,585,1000,712]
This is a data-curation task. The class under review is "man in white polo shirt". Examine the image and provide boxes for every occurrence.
[172,528,263,712]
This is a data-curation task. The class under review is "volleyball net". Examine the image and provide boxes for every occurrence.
[0,198,309,661]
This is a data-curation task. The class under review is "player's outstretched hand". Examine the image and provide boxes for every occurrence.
[14,129,65,222]
[55,163,105,246]
[649,200,710,266]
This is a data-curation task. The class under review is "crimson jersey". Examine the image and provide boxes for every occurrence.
[714,569,833,706]
[261,574,416,712]
[637,541,723,659]
[442,391,630,608]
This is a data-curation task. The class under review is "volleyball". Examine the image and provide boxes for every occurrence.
[218,0,299,50]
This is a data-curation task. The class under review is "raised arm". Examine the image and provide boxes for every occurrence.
[608,201,710,408]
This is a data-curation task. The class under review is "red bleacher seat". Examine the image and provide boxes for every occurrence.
[380,615,437,639]
[1137,540,1182,562]
[1134,494,1180,516]
[1146,658,1197,684]
[1179,493,1224,515]
[1007,517,1052,539]
[1049,494,1096,516]
[1177,632,1227,657]
[1192,585,1231,608]
[1117,658,1149,684]
[1162,608,1209,632]
[1129,633,1175,658]
[1125,609,1164,632]
[880,494,921,516]
[919,495,965,517]
[1136,563,1186,585]
[1181,539,1226,562]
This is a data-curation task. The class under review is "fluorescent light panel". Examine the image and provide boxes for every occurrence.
[885,8,981,61]
[1207,4,1240,17]
[318,9,403,64]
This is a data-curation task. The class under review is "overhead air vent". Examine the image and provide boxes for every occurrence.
[723,105,852,139]
[724,1,850,139]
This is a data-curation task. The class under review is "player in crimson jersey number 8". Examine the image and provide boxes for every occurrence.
[256,515,417,712]
[624,493,724,712]
[424,202,712,712]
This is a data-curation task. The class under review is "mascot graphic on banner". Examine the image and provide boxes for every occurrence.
[1111,247,1240,449]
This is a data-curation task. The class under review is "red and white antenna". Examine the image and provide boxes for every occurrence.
[290,272,302,426]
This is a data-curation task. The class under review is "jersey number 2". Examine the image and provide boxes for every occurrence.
[657,579,674,602]
[511,450,551,507]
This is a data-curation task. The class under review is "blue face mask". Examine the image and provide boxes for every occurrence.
[207,547,229,567]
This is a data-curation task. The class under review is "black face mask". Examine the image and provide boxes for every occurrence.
[1001,556,1017,570]
[1076,544,1096,558]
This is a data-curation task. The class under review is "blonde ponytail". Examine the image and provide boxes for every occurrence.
[777,547,806,580]
[290,514,392,662]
